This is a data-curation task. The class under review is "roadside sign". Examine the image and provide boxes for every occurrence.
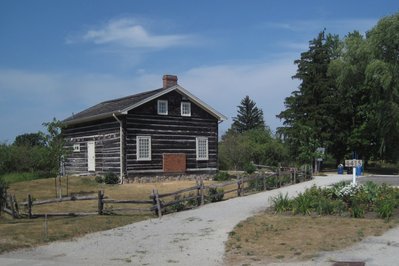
[345,160,362,167]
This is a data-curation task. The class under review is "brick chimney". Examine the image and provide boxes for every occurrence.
[163,75,178,89]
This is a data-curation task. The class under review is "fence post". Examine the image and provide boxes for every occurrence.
[97,190,104,215]
[44,214,48,241]
[28,194,33,219]
[237,178,241,197]
[8,195,16,219]
[294,168,297,184]
[151,189,157,216]
[200,178,204,206]
[155,189,162,218]
[13,195,19,218]
[196,179,201,206]
[263,174,266,191]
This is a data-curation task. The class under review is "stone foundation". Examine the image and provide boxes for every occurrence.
[124,174,214,183]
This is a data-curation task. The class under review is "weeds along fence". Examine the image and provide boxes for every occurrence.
[1,168,311,219]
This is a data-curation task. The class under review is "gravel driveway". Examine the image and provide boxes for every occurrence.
[1,174,396,266]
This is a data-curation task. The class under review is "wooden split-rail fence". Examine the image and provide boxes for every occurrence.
[1,168,311,219]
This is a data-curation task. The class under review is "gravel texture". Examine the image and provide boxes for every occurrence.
[1,174,397,266]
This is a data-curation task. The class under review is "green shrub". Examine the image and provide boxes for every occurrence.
[375,196,396,220]
[271,193,291,213]
[265,175,279,189]
[95,175,104,183]
[247,176,265,191]
[185,192,197,208]
[315,198,335,215]
[244,162,256,174]
[331,200,347,215]
[170,194,185,212]
[363,181,379,204]
[213,171,231,181]
[104,172,119,184]
[208,187,224,202]
[292,192,313,215]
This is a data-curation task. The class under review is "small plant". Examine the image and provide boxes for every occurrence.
[185,192,197,208]
[271,193,291,213]
[170,194,185,212]
[247,176,265,191]
[292,192,313,215]
[104,172,119,184]
[244,162,256,174]
[315,197,334,215]
[375,196,396,220]
[349,199,365,218]
[213,171,231,181]
[95,175,104,183]
[208,187,224,202]
[265,175,279,189]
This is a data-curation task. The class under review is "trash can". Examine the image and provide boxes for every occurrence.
[356,165,362,176]
[337,164,344,174]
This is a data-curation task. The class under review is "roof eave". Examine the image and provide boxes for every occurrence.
[63,111,122,126]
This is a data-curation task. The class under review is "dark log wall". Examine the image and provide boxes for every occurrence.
[63,118,122,176]
[126,90,219,175]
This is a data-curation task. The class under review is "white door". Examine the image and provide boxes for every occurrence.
[87,141,95,171]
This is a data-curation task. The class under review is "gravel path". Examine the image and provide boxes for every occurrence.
[3,174,395,266]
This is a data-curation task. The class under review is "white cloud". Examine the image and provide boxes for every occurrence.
[68,18,196,49]
[263,18,377,35]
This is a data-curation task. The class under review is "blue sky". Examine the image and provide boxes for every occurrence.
[1,1,398,142]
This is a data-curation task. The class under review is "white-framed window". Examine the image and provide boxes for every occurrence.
[196,137,208,160]
[137,136,151,161]
[157,100,168,115]
[181,102,191,117]
[73,143,80,152]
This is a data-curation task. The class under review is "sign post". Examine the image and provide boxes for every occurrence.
[345,160,363,185]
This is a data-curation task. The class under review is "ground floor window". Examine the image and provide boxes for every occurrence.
[196,137,208,160]
[137,136,151,161]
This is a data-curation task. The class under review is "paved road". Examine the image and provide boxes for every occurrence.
[1,174,398,266]
[358,175,399,186]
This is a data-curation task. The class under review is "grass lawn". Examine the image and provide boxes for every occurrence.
[0,175,217,253]
[225,213,398,265]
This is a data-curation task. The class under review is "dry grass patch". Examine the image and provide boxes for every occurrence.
[1,176,217,253]
[0,214,151,253]
[225,213,398,265]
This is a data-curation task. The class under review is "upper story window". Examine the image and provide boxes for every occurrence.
[137,136,151,161]
[157,100,168,115]
[196,137,209,160]
[181,102,191,117]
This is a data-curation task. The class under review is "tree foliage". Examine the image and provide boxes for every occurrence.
[278,12,399,164]
[232,96,265,133]
[277,31,340,163]
[219,127,288,170]
[0,118,65,177]
[13,132,46,147]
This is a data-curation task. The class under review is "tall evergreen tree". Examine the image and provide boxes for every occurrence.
[277,31,340,163]
[232,96,265,133]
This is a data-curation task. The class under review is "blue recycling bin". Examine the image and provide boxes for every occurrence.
[337,164,344,174]
[356,165,363,176]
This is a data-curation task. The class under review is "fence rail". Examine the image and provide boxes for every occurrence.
[1,168,311,219]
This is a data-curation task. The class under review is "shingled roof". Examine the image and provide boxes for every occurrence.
[63,88,164,125]
[63,83,227,126]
